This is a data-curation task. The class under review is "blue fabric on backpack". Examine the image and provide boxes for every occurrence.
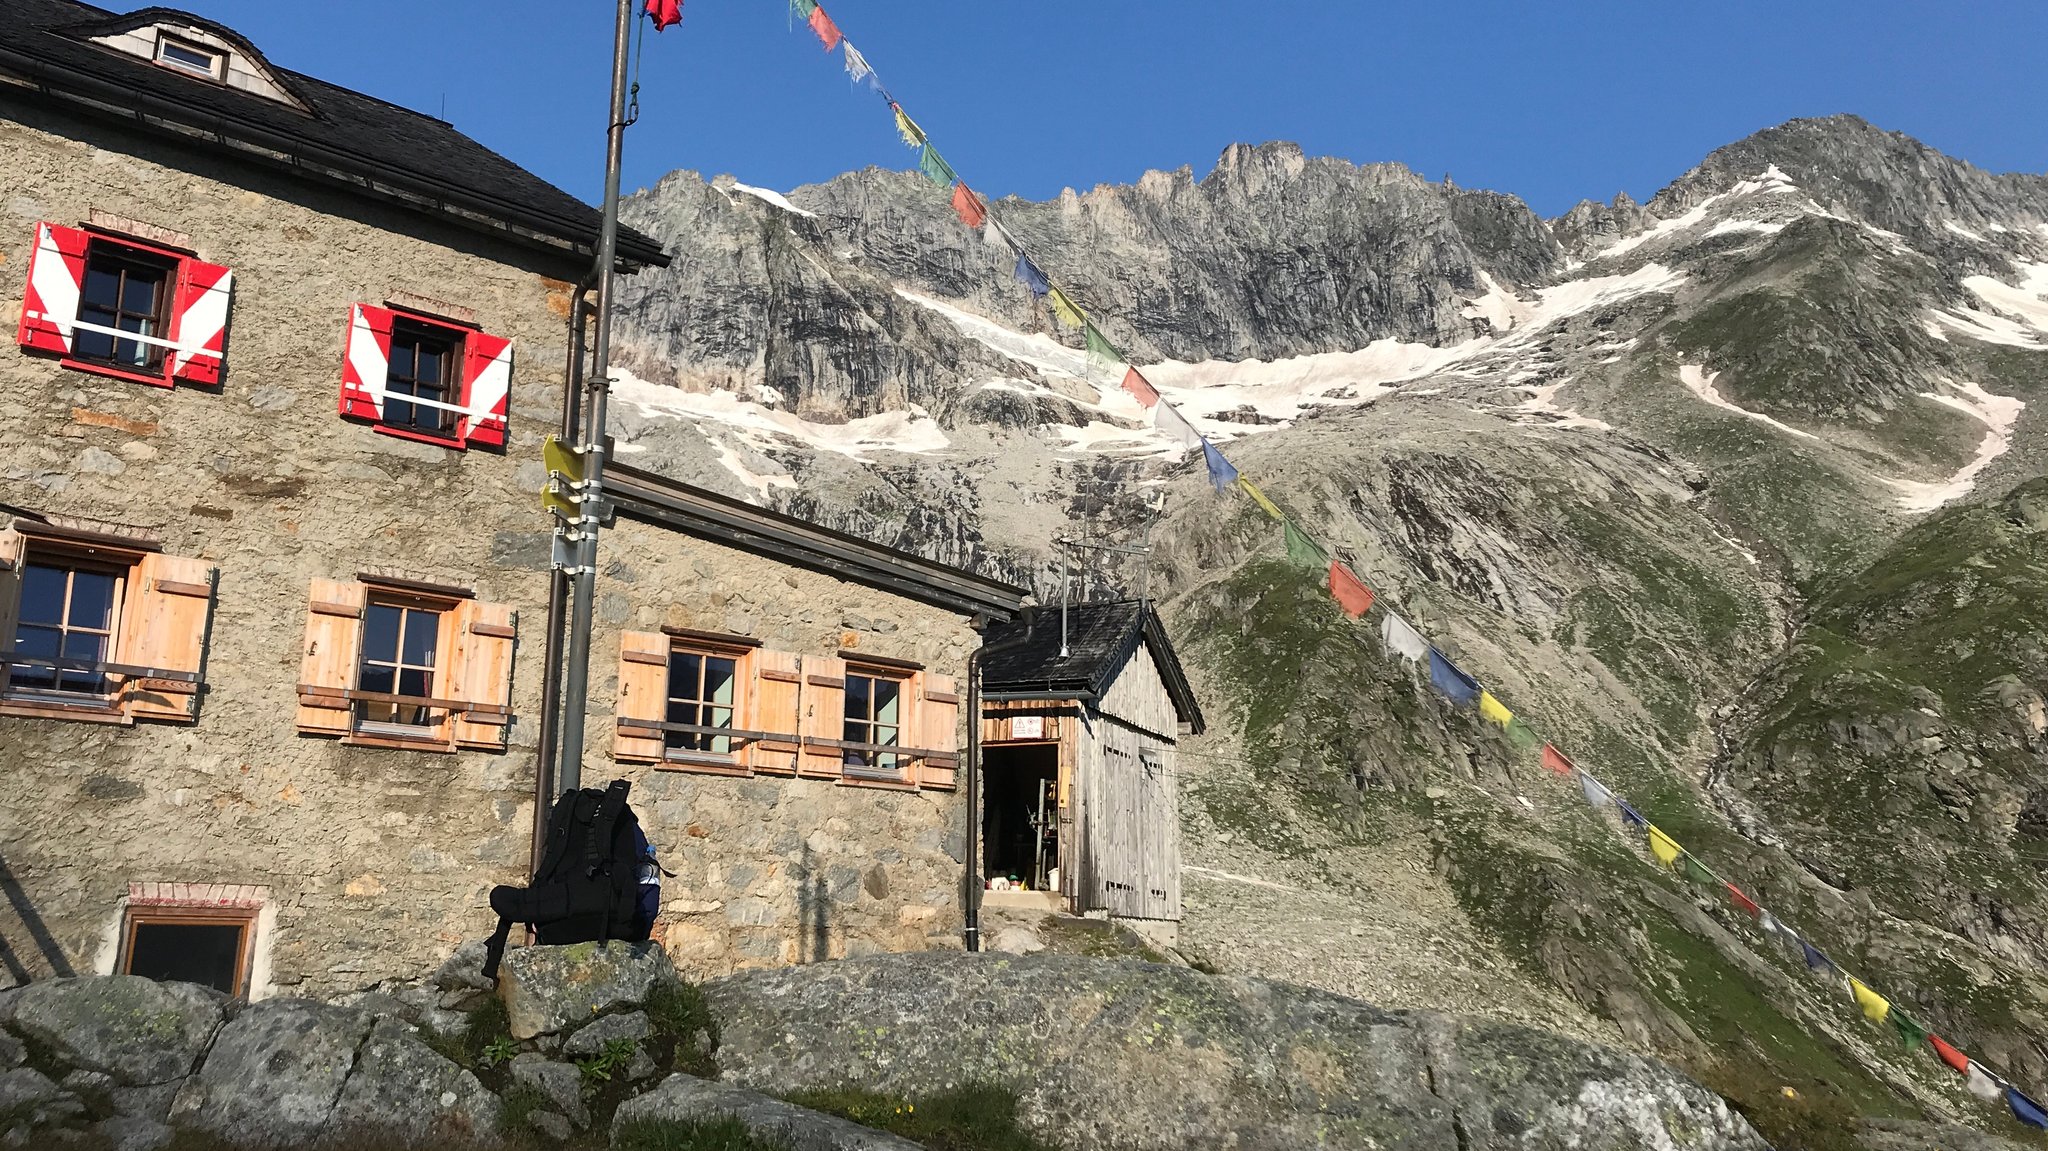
[631,825,661,937]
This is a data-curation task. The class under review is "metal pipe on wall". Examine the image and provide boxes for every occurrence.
[531,287,593,876]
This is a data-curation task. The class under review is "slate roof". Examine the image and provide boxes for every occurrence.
[0,2,668,270]
[981,600,1205,735]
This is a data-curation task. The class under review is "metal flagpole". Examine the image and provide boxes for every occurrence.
[556,0,637,797]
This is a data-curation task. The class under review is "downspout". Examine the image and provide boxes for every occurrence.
[532,281,595,876]
[964,607,1035,952]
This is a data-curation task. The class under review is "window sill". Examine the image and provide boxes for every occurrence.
[342,730,457,754]
[368,422,467,451]
[59,357,173,390]
[655,754,751,778]
[836,773,917,792]
[0,697,134,725]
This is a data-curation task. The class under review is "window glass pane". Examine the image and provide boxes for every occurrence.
[669,652,701,702]
[396,667,433,700]
[121,273,157,317]
[874,678,900,727]
[873,724,899,749]
[362,605,401,662]
[20,566,66,626]
[707,657,736,707]
[416,347,442,385]
[67,570,116,629]
[845,675,870,722]
[400,609,439,666]
[357,664,395,695]
[73,328,115,361]
[14,625,60,661]
[82,266,120,310]
[126,921,243,995]
[61,631,107,663]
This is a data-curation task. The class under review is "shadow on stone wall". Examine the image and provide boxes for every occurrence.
[797,844,830,963]
[0,853,74,982]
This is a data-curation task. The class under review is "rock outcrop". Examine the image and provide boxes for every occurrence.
[704,951,1767,1151]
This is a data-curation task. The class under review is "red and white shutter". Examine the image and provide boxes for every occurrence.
[339,304,395,420]
[459,331,513,448]
[166,259,233,386]
[16,223,89,355]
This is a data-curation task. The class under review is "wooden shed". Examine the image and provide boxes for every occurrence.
[978,600,1204,929]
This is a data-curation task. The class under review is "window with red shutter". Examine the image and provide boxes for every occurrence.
[337,304,513,450]
[14,222,234,388]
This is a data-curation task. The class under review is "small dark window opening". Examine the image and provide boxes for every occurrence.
[11,557,123,698]
[74,243,173,371]
[122,911,252,996]
[843,669,904,772]
[356,597,444,730]
[665,649,738,756]
[384,320,460,435]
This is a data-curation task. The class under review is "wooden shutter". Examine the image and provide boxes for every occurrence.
[297,578,365,736]
[459,331,514,448]
[918,673,960,791]
[0,529,22,696]
[339,305,395,420]
[798,654,847,778]
[18,223,89,356]
[115,552,215,723]
[167,258,234,386]
[748,649,802,775]
[614,630,669,764]
[450,599,516,750]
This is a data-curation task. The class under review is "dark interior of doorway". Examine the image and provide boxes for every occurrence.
[983,743,1058,891]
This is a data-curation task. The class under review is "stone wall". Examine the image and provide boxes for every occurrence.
[0,96,572,998]
[573,514,980,979]
[0,96,983,997]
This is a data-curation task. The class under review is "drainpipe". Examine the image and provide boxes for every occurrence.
[964,607,1035,952]
[532,283,595,876]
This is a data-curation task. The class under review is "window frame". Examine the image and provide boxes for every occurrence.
[153,34,227,81]
[117,904,256,998]
[1,537,138,723]
[380,317,463,440]
[841,663,912,778]
[655,638,756,774]
[345,585,461,750]
[65,235,181,385]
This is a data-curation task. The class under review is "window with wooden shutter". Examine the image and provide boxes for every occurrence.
[296,578,364,736]
[114,552,216,723]
[449,599,516,750]
[918,673,960,791]
[798,654,847,778]
[15,223,234,388]
[339,304,513,450]
[614,630,669,764]
[0,531,23,698]
[748,649,802,776]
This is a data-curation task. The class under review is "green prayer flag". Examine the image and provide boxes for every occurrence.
[918,145,955,189]
[1504,717,1540,752]
[1084,324,1119,367]
[791,0,818,19]
[1681,855,1717,884]
[1891,1010,1929,1050]
[1284,520,1328,570]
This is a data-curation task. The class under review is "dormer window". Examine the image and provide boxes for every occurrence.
[155,36,223,81]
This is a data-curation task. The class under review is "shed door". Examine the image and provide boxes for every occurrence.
[1081,715,1181,921]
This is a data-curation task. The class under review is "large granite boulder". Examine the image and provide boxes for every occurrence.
[330,1018,501,1143]
[703,952,1767,1151]
[615,1075,924,1151]
[495,941,676,1040]
[180,1000,374,1148]
[7,976,222,1086]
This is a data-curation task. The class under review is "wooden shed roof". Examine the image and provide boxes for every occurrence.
[980,600,1204,734]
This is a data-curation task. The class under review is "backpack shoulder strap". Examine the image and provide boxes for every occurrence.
[532,791,582,882]
[585,779,632,877]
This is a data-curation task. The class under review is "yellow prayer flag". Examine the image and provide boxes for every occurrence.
[1048,287,1085,328]
[1850,978,1891,1025]
[1478,691,1513,728]
[894,107,924,149]
[1238,477,1284,521]
[1646,825,1682,869]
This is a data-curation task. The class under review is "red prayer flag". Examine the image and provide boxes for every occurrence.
[1540,743,1574,777]
[951,184,986,230]
[644,0,682,30]
[1931,1035,1971,1074]
[1726,884,1761,917]
[1329,561,1375,618]
[1122,368,1161,408]
[807,5,842,51]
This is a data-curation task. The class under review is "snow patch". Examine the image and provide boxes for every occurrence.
[1598,169,1799,258]
[1705,219,1786,239]
[729,182,815,218]
[1460,270,1532,332]
[1962,260,2048,336]
[1944,221,1987,242]
[610,367,949,460]
[1886,380,2025,512]
[1142,337,1473,432]
[1678,364,1817,440]
[1515,380,1612,431]
[1925,306,2044,349]
[897,289,1093,380]
[713,442,798,498]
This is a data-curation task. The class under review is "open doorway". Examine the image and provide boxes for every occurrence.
[983,743,1059,891]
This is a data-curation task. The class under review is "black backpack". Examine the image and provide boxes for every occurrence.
[481,779,652,981]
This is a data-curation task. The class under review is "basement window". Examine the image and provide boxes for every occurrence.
[154,36,224,81]
[121,905,254,996]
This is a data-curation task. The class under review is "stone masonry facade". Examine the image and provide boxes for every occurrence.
[0,93,980,997]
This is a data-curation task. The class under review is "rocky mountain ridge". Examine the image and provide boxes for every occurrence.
[606,113,2048,1144]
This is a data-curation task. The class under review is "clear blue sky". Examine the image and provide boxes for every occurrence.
[182,1,2043,218]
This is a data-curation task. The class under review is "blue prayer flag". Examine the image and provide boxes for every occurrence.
[1617,801,1647,829]
[1015,254,1050,297]
[1427,649,1481,707]
[2010,1087,2048,1130]
[1202,440,1238,493]
[1801,939,1834,972]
